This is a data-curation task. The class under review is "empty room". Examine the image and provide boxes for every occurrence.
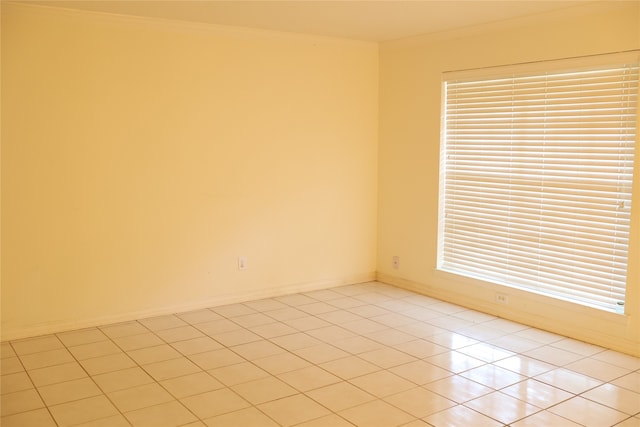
[2,1,639,426]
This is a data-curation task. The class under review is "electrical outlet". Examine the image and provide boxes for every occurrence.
[392,256,400,270]
[495,293,509,304]
[238,256,247,271]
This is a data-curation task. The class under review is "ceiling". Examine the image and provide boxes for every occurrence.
[20,0,597,42]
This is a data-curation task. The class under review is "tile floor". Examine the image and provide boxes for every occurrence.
[1,282,639,427]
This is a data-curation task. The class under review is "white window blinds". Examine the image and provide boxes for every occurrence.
[438,55,639,312]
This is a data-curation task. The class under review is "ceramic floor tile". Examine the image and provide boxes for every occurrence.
[298,302,340,315]
[306,325,358,342]
[176,309,222,325]
[534,368,603,394]
[365,328,416,346]
[92,366,155,393]
[195,319,243,336]
[294,413,355,427]
[11,336,64,355]
[249,322,298,339]
[320,355,381,379]
[203,406,279,427]
[231,313,276,328]
[548,396,629,427]
[339,399,415,427]
[283,316,332,331]
[1,372,33,394]
[155,326,205,343]
[389,360,452,385]
[49,395,118,427]
[230,340,285,360]
[277,294,318,306]
[68,340,122,360]
[1,342,16,359]
[493,355,556,377]
[349,370,415,398]
[264,307,307,321]
[456,342,515,363]
[428,333,479,350]
[425,350,486,373]
[79,352,137,375]
[143,357,202,381]
[501,378,573,409]
[581,383,640,415]
[37,377,103,406]
[327,296,368,309]
[28,361,88,387]
[512,328,564,345]
[73,414,132,427]
[269,332,322,351]
[56,328,108,347]
[402,322,447,339]
[4,283,640,427]
[511,410,582,427]
[424,375,494,403]
[189,348,245,370]
[487,334,543,353]
[464,391,541,424]
[139,315,188,331]
[524,345,585,366]
[306,381,376,412]
[181,388,251,419]
[108,383,174,412]
[0,408,57,427]
[124,400,197,427]
[208,361,270,386]
[460,364,526,389]
[277,365,341,391]
[423,405,504,427]
[302,288,344,300]
[565,357,632,382]
[127,344,182,365]
[160,371,224,398]
[384,387,456,418]
[331,335,384,354]
[394,339,450,358]
[612,372,640,393]
[112,332,165,351]
[614,416,640,427]
[171,337,223,356]
[258,393,331,427]
[592,350,640,371]
[318,309,363,324]
[253,351,312,375]
[211,303,257,318]
[293,343,350,364]
[341,318,388,335]
[358,347,417,368]
[231,376,297,404]
[100,322,148,339]
[551,338,605,357]
[209,329,262,347]
[243,298,288,313]
[1,389,45,416]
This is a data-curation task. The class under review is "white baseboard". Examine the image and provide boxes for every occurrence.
[1,272,376,342]
[376,272,640,357]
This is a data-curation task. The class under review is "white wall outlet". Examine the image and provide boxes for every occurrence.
[495,292,509,304]
[392,256,400,270]
[238,256,247,271]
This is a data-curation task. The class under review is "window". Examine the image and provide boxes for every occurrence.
[437,54,639,313]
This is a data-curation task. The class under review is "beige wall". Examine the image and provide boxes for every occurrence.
[3,1,640,356]
[1,3,378,339]
[378,1,640,355]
